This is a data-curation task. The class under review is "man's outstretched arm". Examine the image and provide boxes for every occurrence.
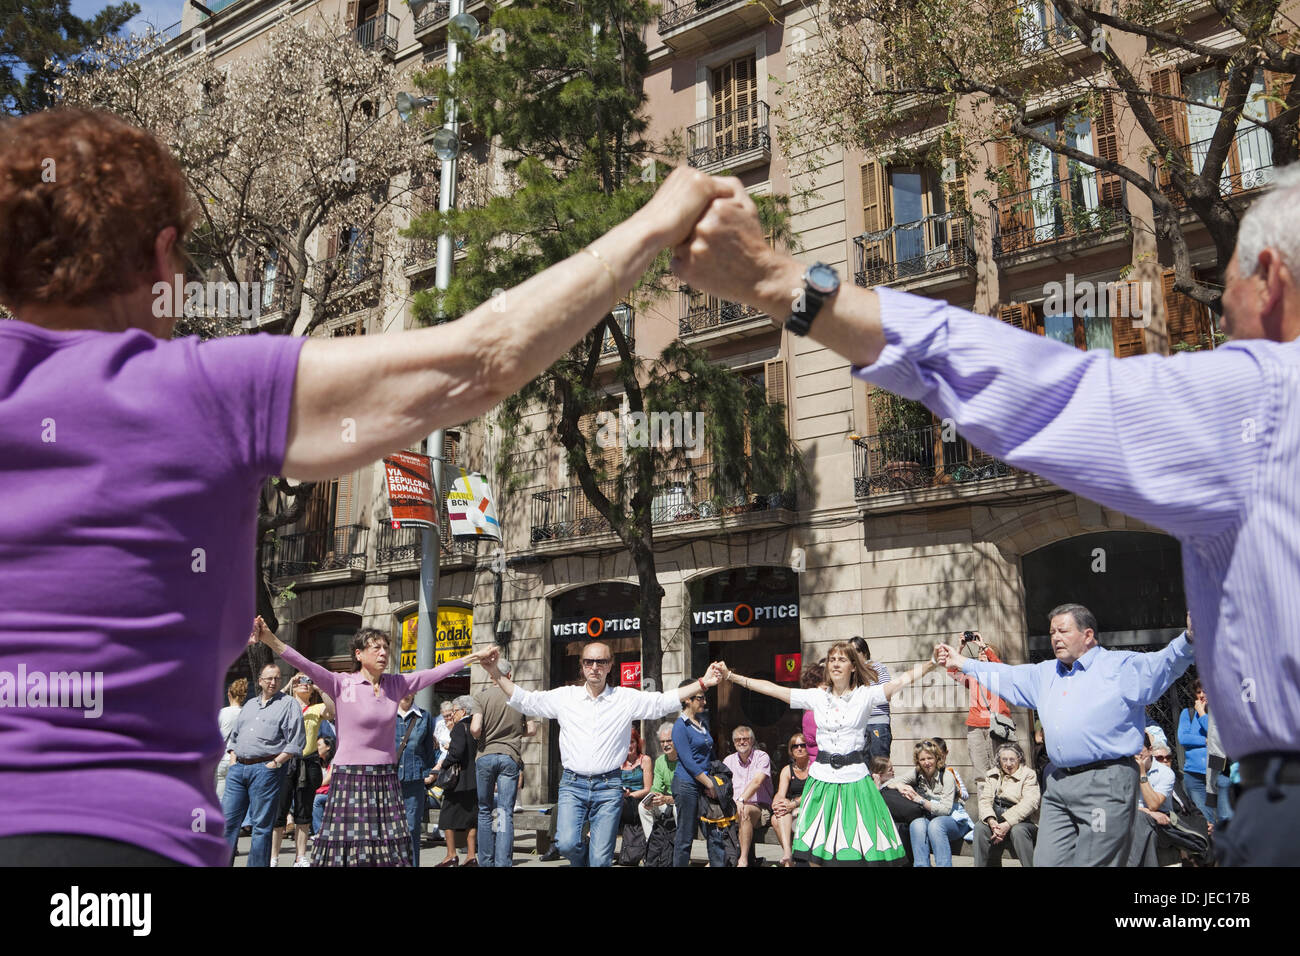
[673,179,1276,540]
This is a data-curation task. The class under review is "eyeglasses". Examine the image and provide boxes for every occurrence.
[790,743,808,750]
[658,740,674,746]
[581,658,611,668]
[294,677,313,685]
[259,676,278,683]
[687,694,706,702]
[1153,754,1171,762]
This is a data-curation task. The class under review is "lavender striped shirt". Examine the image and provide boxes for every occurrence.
[853,288,1300,759]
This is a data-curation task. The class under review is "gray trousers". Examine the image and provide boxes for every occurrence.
[1033,761,1138,866]
[973,820,1038,867]
[1127,809,1161,867]
[967,727,995,796]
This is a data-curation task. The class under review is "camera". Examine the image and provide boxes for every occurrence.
[961,631,977,644]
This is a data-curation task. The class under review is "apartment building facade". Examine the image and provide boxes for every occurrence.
[166,0,1288,801]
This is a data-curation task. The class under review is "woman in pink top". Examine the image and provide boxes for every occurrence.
[253,617,484,866]
[799,659,826,760]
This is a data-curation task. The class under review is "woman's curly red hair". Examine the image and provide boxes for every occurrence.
[0,108,197,311]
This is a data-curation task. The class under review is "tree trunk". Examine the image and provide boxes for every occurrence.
[631,543,666,693]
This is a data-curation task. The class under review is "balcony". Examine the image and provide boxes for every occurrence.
[600,305,634,359]
[1154,127,1277,209]
[1000,1,1085,56]
[686,102,770,174]
[415,1,451,34]
[656,0,773,54]
[853,212,975,291]
[355,13,399,56]
[991,173,1130,260]
[267,524,369,580]
[531,462,795,543]
[852,426,1018,500]
[374,514,479,572]
[678,288,769,339]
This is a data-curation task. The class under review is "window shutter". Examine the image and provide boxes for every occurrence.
[1264,34,1292,121]
[1094,93,1123,208]
[861,159,891,233]
[346,0,358,29]
[998,302,1031,330]
[333,471,354,527]
[1151,68,1188,190]
[1111,282,1147,357]
[764,358,789,432]
[443,430,460,468]
[994,137,1029,240]
[1161,269,1207,348]
[942,154,968,245]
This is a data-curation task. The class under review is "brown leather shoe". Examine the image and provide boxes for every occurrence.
[434,856,459,867]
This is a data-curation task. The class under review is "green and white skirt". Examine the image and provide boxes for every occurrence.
[793,775,906,865]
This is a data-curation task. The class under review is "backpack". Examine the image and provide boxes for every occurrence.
[698,760,736,823]
[617,821,647,865]
[645,812,676,867]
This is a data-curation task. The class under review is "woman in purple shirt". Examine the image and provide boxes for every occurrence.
[0,108,721,866]
[253,617,482,866]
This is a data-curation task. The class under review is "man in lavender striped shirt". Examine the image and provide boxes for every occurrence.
[672,170,1300,865]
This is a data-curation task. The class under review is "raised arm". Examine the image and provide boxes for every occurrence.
[254,616,342,699]
[399,650,485,696]
[671,179,1275,540]
[937,644,1040,711]
[880,658,941,701]
[1120,634,1195,707]
[281,170,726,480]
[720,664,792,704]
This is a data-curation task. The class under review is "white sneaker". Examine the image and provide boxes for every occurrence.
[293,858,311,868]
[269,858,278,867]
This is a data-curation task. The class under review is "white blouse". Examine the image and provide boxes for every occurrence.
[789,684,887,784]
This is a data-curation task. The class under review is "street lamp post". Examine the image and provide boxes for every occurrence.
[414,0,478,713]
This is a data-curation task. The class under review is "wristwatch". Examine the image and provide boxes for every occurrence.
[784,262,840,336]
[1139,774,1149,783]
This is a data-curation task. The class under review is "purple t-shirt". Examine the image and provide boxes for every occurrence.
[0,321,304,866]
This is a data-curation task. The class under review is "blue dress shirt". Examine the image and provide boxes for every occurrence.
[958,635,1194,768]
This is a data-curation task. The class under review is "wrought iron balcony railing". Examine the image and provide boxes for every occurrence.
[658,0,737,32]
[1154,126,1277,207]
[414,1,452,32]
[853,212,976,287]
[1003,1,1082,54]
[531,462,794,542]
[268,524,369,578]
[374,514,479,568]
[355,13,399,54]
[678,288,765,336]
[991,172,1129,258]
[852,425,1017,499]
[600,307,634,356]
[687,101,770,169]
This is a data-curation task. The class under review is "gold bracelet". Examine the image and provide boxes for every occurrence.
[582,246,620,314]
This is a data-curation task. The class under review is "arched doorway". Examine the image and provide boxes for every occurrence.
[1021,530,1194,751]
[545,582,642,799]
[688,567,803,769]
[297,612,365,672]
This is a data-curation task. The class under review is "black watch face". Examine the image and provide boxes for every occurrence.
[806,262,839,295]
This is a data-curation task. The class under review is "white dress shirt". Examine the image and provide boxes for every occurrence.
[508,684,681,775]
[789,684,887,784]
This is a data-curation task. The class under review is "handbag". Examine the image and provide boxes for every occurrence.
[435,762,461,792]
[989,711,1016,740]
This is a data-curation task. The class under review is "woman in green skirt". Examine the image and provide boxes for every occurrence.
[718,643,941,865]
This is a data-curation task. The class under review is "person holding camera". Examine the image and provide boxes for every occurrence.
[947,631,1013,791]
[974,741,1041,867]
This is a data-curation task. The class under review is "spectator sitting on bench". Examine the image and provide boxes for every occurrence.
[772,732,812,867]
[974,741,1040,867]
[883,740,963,867]
[1128,728,1177,867]
[723,725,773,867]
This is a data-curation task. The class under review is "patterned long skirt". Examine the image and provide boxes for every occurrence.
[312,764,412,867]
[793,775,906,865]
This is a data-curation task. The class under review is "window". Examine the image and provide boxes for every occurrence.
[859,156,967,281]
[710,55,760,154]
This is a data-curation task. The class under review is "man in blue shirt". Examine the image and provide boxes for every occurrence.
[936,603,1193,866]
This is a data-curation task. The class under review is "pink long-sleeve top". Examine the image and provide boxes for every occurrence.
[280,645,468,766]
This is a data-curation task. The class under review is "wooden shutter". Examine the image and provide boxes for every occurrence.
[861,159,891,233]
[942,154,968,246]
[1151,68,1188,191]
[346,0,358,28]
[333,472,354,527]
[1094,93,1123,209]
[998,302,1032,330]
[1161,269,1206,348]
[1111,282,1148,357]
[764,358,789,431]
[1264,33,1292,120]
[994,136,1030,241]
[443,430,460,468]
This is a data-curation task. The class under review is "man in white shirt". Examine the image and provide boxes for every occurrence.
[478,644,721,867]
[1128,729,1177,866]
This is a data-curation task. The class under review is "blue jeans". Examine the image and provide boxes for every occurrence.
[555,769,623,867]
[312,793,328,836]
[1184,771,1234,825]
[670,776,728,867]
[400,780,427,866]
[910,814,963,867]
[222,761,286,867]
[866,724,892,760]
[476,753,520,867]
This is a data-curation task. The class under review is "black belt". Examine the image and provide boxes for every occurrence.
[1057,756,1133,776]
[563,768,621,781]
[815,751,866,770]
[236,754,284,765]
[1236,753,1300,791]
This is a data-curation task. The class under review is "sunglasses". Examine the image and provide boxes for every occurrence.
[581,658,611,668]
[295,677,313,685]
[790,743,808,749]
[1153,754,1171,762]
